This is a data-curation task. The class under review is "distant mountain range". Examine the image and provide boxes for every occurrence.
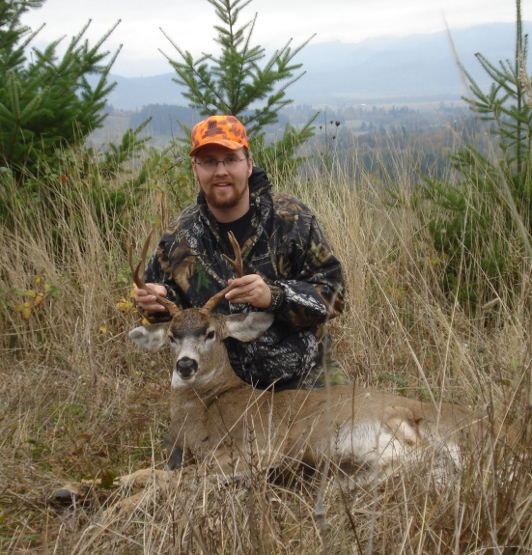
[104,21,531,110]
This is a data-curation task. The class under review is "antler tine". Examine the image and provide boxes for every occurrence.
[202,231,243,312]
[129,231,181,316]
[222,231,243,278]
[129,230,152,290]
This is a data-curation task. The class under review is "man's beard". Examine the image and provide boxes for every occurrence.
[203,185,246,209]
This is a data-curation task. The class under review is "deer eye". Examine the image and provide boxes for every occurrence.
[206,330,215,340]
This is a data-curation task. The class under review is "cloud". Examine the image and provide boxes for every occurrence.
[20,0,519,77]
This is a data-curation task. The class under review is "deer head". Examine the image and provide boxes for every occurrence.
[128,232,274,388]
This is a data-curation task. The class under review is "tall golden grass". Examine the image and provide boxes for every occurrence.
[0,144,530,553]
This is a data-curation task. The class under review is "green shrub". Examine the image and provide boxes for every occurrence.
[0,0,119,177]
[411,0,532,308]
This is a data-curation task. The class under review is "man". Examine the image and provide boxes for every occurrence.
[134,114,346,390]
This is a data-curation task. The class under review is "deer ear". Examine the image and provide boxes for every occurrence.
[224,312,274,342]
[129,323,169,351]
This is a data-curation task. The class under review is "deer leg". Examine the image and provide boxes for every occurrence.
[163,429,185,470]
[118,468,176,489]
[168,447,184,469]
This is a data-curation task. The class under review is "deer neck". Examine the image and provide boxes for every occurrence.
[201,360,249,402]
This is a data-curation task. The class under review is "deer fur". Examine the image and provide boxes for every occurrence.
[127,308,484,486]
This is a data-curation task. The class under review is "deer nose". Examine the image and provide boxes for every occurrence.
[176,357,198,378]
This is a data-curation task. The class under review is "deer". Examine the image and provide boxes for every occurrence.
[120,231,486,491]
[52,232,486,510]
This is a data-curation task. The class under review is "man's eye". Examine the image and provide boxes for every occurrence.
[225,157,238,164]
[203,159,217,167]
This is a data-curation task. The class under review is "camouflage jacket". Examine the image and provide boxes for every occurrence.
[143,167,345,388]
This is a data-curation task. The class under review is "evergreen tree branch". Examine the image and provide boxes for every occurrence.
[161,0,317,167]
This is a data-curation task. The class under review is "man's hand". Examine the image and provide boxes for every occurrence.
[134,284,168,314]
[225,274,272,309]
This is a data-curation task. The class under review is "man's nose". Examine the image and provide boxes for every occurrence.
[214,160,229,175]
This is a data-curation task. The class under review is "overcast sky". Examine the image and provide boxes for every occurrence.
[21,0,521,77]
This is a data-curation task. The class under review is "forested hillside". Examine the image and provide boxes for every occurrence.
[94,21,532,110]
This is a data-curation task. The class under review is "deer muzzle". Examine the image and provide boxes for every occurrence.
[176,357,198,380]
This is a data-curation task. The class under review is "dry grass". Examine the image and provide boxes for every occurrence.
[0,149,531,554]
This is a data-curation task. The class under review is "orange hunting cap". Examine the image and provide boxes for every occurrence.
[189,115,249,156]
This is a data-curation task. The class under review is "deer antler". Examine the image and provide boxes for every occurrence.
[129,231,181,316]
[202,231,243,312]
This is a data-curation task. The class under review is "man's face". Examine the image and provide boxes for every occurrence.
[192,145,253,219]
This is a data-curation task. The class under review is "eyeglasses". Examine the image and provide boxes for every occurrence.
[194,156,247,172]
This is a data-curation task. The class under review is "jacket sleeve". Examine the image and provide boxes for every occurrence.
[270,215,345,331]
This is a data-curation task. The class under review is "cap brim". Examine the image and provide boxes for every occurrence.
[189,138,246,157]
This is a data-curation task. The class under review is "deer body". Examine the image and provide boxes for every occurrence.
[126,231,481,485]
[130,308,478,481]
